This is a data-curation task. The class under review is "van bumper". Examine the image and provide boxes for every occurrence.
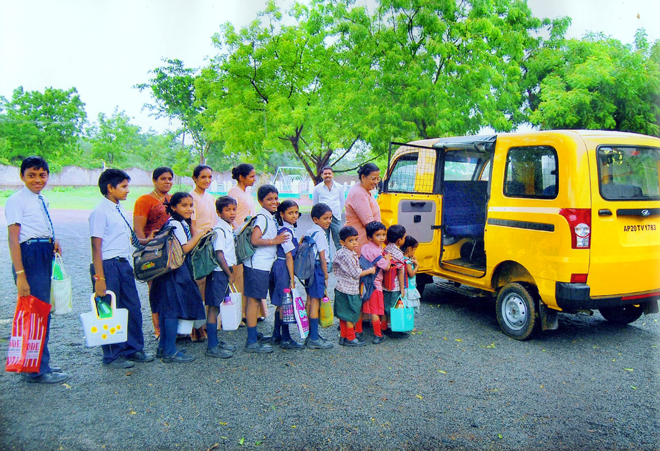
[555,283,660,311]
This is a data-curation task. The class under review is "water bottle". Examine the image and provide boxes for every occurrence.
[283,288,293,305]
[223,295,232,305]
[95,297,113,319]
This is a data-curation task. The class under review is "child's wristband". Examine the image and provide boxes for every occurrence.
[15,270,25,275]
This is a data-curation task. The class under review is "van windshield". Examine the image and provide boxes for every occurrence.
[597,146,660,200]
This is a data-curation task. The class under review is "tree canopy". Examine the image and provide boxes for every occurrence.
[528,30,660,135]
[0,86,87,167]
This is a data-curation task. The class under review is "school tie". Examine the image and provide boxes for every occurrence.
[182,222,192,240]
[38,195,55,240]
[116,205,143,249]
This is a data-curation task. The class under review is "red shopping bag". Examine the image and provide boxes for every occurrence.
[5,295,51,373]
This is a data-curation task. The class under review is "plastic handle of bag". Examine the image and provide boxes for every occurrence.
[53,252,67,277]
[89,290,117,318]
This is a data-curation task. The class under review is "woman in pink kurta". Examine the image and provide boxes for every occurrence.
[344,163,382,255]
[227,164,260,322]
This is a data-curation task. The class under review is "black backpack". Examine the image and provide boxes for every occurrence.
[133,225,185,282]
[359,254,383,302]
[294,231,320,286]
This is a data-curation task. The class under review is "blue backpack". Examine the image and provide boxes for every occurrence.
[359,254,383,302]
[294,231,320,285]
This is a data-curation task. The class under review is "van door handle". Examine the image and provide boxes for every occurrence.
[598,209,612,216]
[410,202,427,207]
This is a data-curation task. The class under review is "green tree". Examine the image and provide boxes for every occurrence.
[86,109,142,167]
[135,59,215,165]
[196,1,374,182]
[0,86,87,167]
[528,30,660,136]
[358,0,568,141]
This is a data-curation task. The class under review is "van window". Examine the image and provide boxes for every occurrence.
[444,151,481,181]
[597,146,660,200]
[387,153,426,193]
[504,146,558,198]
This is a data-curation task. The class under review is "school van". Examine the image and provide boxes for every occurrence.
[378,130,660,339]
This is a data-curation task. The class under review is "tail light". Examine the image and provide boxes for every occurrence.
[559,208,591,249]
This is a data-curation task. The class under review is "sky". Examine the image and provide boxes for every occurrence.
[1,0,659,134]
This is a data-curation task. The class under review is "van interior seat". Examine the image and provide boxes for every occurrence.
[443,181,488,238]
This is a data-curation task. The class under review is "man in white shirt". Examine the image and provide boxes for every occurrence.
[312,166,344,251]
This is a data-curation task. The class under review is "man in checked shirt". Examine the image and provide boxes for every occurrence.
[332,226,377,347]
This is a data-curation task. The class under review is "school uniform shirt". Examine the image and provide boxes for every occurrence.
[243,207,278,272]
[305,224,330,263]
[89,198,134,260]
[5,188,54,243]
[169,219,191,246]
[333,246,362,295]
[212,219,236,271]
[384,243,405,291]
[279,223,296,256]
[190,190,218,234]
[312,181,345,221]
[361,241,389,291]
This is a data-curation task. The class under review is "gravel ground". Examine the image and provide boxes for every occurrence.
[0,208,659,451]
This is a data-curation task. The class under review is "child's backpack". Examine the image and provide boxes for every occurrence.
[235,214,267,264]
[189,229,219,280]
[133,224,185,282]
[294,231,320,285]
[358,254,383,302]
[383,258,407,291]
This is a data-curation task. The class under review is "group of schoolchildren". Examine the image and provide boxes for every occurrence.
[6,156,421,384]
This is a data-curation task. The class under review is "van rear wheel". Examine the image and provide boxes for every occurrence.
[496,283,539,340]
[599,305,644,324]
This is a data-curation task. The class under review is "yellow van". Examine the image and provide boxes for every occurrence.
[379,130,660,339]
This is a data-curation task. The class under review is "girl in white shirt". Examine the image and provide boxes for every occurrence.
[150,192,209,363]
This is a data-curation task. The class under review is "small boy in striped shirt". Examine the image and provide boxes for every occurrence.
[332,226,376,347]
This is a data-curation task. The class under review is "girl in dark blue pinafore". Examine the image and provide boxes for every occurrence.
[150,192,208,363]
[268,200,303,349]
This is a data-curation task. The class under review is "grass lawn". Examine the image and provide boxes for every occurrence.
[0,186,313,212]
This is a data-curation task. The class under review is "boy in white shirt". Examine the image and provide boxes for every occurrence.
[89,169,155,369]
[204,196,240,358]
[302,203,334,349]
[242,185,289,353]
[6,156,68,384]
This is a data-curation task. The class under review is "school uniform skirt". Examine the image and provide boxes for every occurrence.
[362,289,384,316]
[150,261,205,320]
[269,258,290,307]
[334,289,361,323]
[305,261,325,299]
[205,270,230,307]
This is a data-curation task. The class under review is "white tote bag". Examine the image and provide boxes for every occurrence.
[221,284,242,331]
[79,291,128,347]
[50,253,72,315]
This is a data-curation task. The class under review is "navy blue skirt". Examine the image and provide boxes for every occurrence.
[269,258,290,306]
[205,270,229,307]
[150,261,206,320]
[305,261,326,299]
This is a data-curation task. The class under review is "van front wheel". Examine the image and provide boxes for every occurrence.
[599,305,644,324]
[496,283,539,340]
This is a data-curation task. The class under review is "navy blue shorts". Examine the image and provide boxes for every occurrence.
[244,266,270,300]
[305,261,326,299]
[205,270,230,307]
